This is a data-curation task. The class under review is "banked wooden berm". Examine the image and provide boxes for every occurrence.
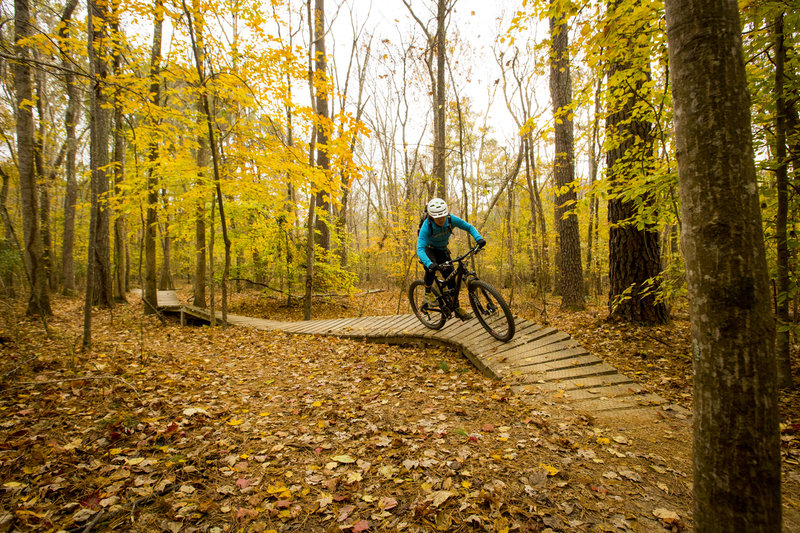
[155,290,687,422]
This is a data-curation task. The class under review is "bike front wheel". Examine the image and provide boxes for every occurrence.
[409,280,446,330]
[468,279,515,342]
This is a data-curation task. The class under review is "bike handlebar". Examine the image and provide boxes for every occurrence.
[440,243,482,268]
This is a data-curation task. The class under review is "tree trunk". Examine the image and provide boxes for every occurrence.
[144,0,164,314]
[110,11,127,303]
[88,0,113,309]
[184,0,231,325]
[433,0,446,197]
[59,0,80,296]
[34,69,53,293]
[14,0,51,316]
[665,0,781,529]
[194,113,208,308]
[549,6,584,310]
[158,218,173,290]
[313,0,331,251]
[606,0,667,324]
[772,12,792,388]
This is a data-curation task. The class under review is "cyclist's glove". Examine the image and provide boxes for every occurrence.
[477,238,487,248]
[428,262,438,271]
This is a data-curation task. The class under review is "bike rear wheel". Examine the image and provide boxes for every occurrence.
[468,279,515,342]
[409,280,446,330]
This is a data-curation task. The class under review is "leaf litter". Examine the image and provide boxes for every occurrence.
[0,290,796,531]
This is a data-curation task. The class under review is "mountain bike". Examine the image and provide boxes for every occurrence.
[408,244,515,342]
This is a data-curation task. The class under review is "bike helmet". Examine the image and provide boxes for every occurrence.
[426,197,449,218]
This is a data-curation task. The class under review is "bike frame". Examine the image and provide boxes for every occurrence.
[430,245,481,317]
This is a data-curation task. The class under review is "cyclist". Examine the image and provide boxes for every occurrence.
[416,197,486,319]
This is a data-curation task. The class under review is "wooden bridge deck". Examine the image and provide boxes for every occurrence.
[154,290,686,422]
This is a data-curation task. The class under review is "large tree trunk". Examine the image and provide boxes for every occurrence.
[313,0,331,251]
[33,68,53,293]
[110,11,127,303]
[143,0,164,314]
[15,0,51,316]
[666,0,781,529]
[88,3,113,309]
[606,0,667,324]
[83,0,114,348]
[193,113,208,308]
[548,5,584,310]
[433,0,446,197]
[59,0,80,296]
[773,12,792,388]
[184,0,230,325]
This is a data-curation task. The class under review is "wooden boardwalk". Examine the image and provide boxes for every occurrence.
[154,290,686,422]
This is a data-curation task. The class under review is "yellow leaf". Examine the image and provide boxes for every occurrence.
[331,455,355,463]
[539,463,559,476]
[110,448,122,455]
[228,419,244,426]
[596,437,610,445]
[461,481,472,489]
[3,482,24,488]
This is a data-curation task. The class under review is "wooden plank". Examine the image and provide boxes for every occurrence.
[547,383,645,400]
[326,318,358,334]
[513,354,603,374]
[363,316,402,338]
[337,317,380,336]
[484,331,570,364]
[482,327,561,361]
[390,315,421,333]
[375,315,414,334]
[508,346,593,368]
[525,331,573,351]
[568,393,668,413]
[519,373,635,391]
[533,361,620,382]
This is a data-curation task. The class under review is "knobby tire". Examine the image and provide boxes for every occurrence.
[409,280,446,330]
[468,279,515,342]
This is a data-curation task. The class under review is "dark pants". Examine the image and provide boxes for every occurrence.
[423,247,458,303]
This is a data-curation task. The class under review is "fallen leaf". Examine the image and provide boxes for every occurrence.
[653,508,680,524]
[332,454,356,464]
[539,463,559,476]
[351,519,370,532]
[378,496,398,511]
[427,490,455,507]
[337,504,356,522]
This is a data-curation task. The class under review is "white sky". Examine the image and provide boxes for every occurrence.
[332,0,532,144]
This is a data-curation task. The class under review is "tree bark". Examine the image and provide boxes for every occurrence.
[194,111,208,308]
[313,0,331,251]
[433,0,446,197]
[14,0,51,316]
[183,0,231,326]
[59,0,80,296]
[87,0,113,309]
[606,0,667,324]
[772,12,792,388]
[108,9,127,303]
[549,5,584,310]
[144,0,164,314]
[665,0,781,529]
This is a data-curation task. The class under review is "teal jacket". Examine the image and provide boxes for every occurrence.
[416,214,482,269]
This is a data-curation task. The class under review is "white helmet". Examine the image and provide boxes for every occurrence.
[426,197,448,218]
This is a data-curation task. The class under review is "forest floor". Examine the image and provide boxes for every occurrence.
[0,287,797,532]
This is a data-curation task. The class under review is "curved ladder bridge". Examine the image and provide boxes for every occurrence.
[155,291,686,422]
